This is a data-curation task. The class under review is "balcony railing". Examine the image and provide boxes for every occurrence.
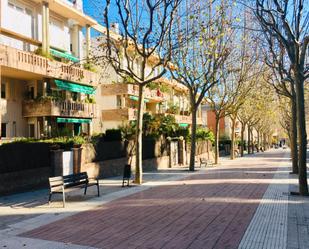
[22,99,97,119]
[0,45,98,86]
[101,83,166,102]
[102,108,137,121]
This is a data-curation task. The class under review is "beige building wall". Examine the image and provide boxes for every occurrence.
[1,77,28,138]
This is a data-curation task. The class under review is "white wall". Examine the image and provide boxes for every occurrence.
[1,77,28,137]
[101,96,117,110]
[49,15,70,51]
[1,0,36,39]
[0,0,85,57]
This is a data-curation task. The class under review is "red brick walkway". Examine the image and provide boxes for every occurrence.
[21,153,282,249]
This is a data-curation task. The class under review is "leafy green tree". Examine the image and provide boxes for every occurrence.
[170,0,233,170]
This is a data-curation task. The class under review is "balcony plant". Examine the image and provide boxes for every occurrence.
[34,47,54,60]
[167,102,180,114]
[85,96,96,104]
[83,62,97,72]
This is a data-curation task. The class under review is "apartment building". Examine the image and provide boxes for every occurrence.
[90,34,203,132]
[0,0,99,139]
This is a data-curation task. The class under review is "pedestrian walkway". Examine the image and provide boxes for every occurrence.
[0,149,307,249]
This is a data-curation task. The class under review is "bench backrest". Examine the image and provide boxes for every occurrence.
[200,158,207,163]
[63,172,89,188]
[49,176,64,192]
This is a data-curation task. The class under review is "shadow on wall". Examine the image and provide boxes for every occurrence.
[80,139,213,178]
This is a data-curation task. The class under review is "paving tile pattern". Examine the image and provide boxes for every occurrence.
[21,162,277,249]
[287,149,309,249]
[238,168,289,249]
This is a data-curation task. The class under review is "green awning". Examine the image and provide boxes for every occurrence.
[129,95,149,103]
[57,118,92,124]
[55,80,96,94]
[179,123,189,127]
[50,48,79,63]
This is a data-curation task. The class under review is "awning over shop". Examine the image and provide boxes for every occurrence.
[57,118,92,124]
[50,48,79,63]
[179,123,189,127]
[129,95,149,103]
[55,80,96,94]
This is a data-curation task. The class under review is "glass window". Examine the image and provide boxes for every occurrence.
[1,123,7,138]
[29,124,35,138]
[12,121,16,137]
[1,83,6,99]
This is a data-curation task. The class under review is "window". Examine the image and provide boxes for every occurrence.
[8,1,25,13]
[116,95,122,108]
[28,86,34,99]
[29,124,35,138]
[1,84,6,99]
[1,123,7,138]
[12,122,16,137]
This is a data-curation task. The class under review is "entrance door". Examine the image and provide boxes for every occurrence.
[74,123,81,136]
[170,141,179,166]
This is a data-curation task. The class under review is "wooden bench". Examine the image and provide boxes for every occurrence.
[48,172,100,207]
[200,158,208,167]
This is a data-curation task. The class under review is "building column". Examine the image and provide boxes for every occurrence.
[85,24,91,60]
[71,24,80,58]
[42,2,50,55]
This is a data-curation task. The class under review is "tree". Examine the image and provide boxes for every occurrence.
[169,0,232,170]
[225,11,261,159]
[255,0,308,195]
[102,0,181,184]
[264,59,298,174]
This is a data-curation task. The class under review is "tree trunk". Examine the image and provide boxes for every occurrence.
[263,133,267,151]
[294,74,308,195]
[230,115,236,160]
[256,130,260,152]
[135,84,145,184]
[214,116,220,164]
[240,122,245,157]
[189,106,197,171]
[247,125,251,154]
[290,96,298,174]
[250,129,254,154]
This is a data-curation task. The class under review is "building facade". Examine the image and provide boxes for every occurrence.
[0,0,99,139]
[91,35,204,132]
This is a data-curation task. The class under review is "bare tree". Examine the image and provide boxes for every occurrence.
[101,0,181,184]
[255,0,308,195]
[264,55,298,174]
[169,0,232,170]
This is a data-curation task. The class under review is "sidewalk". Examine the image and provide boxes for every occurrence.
[0,149,307,249]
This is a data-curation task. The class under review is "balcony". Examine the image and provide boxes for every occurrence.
[0,45,98,86]
[22,99,97,119]
[101,84,166,102]
[102,108,137,121]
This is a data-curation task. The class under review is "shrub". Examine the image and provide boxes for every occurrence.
[119,123,136,141]
[196,128,215,143]
[1,136,87,151]
[105,129,123,141]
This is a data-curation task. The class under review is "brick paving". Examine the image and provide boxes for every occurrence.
[286,148,309,249]
[19,151,287,249]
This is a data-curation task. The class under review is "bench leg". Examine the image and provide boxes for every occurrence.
[84,184,88,195]
[127,178,130,187]
[122,178,125,187]
[48,193,52,205]
[62,191,65,208]
[97,181,100,197]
